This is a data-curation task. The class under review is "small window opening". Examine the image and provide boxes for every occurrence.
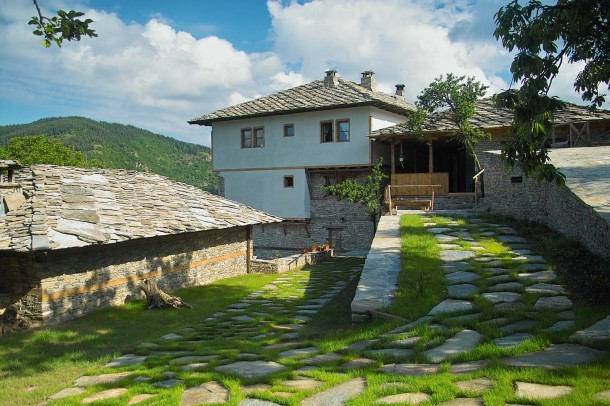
[284,124,294,137]
[283,176,294,188]
[321,121,333,143]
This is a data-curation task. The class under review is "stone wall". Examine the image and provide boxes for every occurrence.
[478,151,610,260]
[253,171,375,252]
[251,250,333,274]
[2,227,249,325]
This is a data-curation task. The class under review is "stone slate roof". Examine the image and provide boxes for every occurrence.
[189,77,416,126]
[369,98,610,139]
[0,164,282,252]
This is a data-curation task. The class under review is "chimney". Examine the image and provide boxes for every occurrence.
[324,69,338,88]
[360,70,376,91]
[395,84,405,98]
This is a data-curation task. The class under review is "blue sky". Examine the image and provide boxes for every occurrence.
[0,0,600,146]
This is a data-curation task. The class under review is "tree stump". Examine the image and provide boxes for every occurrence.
[139,279,192,310]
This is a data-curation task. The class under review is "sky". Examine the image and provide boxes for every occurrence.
[0,0,600,146]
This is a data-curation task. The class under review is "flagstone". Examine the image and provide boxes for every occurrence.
[160,333,183,340]
[489,282,523,292]
[379,363,440,376]
[435,234,459,242]
[497,235,527,243]
[525,283,565,295]
[533,296,572,311]
[542,320,575,332]
[448,360,489,374]
[241,384,272,394]
[493,302,525,313]
[484,267,511,275]
[571,315,610,344]
[47,387,86,401]
[82,388,128,404]
[74,371,133,387]
[104,353,147,368]
[448,284,479,299]
[344,339,379,351]
[366,348,413,359]
[442,262,472,273]
[424,330,483,363]
[171,355,220,364]
[514,382,572,399]
[593,390,610,401]
[557,310,576,320]
[454,377,494,394]
[502,343,607,369]
[387,316,433,334]
[386,336,422,347]
[281,377,324,390]
[138,342,159,349]
[487,274,512,283]
[376,393,432,404]
[427,227,454,234]
[499,320,537,334]
[481,292,521,304]
[278,347,318,358]
[216,360,287,379]
[446,271,479,285]
[339,357,378,370]
[429,299,474,315]
[232,315,255,322]
[438,398,484,405]
[493,333,533,347]
[154,379,183,388]
[180,381,229,406]
[127,394,156,405]
[519,263,550,271]
[181,362,209,371]
[446,313,482,325]
[301,353,343,365]
[440,250,477,262]
[300,378,366,406]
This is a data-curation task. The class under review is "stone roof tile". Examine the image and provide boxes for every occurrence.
[189,77,416,126]
[369,98,610,138]
[0,164,282,251]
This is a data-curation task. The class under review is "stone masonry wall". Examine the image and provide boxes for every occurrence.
[253,171,375,252]
[4,227,249,325]
[478,152,610,260]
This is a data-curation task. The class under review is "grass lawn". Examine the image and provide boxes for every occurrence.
[0,273,279,406]
[2,213,609,405]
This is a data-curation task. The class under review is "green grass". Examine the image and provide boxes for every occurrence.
[387,214,446,319]
[0,273,278,406]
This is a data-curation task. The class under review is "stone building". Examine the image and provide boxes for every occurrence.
[189,70,416,252]
[0,161,281,326]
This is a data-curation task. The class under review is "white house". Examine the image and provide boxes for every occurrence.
[189,70,415,251]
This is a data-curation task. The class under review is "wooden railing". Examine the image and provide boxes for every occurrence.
[385,184,442,213]
[390,173,449,195]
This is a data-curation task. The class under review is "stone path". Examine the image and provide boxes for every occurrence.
[44,213,610,405]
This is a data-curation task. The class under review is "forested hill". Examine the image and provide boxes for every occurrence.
[0,117,217,192]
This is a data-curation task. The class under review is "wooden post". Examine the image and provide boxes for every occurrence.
[428,141,434,173]
[246,225,252,274]
[391,141,396,175]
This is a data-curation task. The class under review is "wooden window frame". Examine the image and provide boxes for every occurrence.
[254,127,265,148]
[283,175,294,188]
[320,121,334,143]
[284,124,295,137]
[241,128,252,148]
[336,119,350,142]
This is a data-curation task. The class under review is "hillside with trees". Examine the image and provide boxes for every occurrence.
[0,117,217,192]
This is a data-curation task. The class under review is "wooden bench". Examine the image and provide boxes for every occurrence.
[385,184,441,213]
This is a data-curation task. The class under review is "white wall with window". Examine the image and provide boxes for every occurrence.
[221,169,310,219]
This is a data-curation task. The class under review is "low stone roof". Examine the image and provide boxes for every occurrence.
[189,76,416,126]
[369,98,610,140]
[0,164,282,252]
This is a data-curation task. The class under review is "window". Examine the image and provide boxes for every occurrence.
[283,176,294,188]
[254,127,265,147]
[241,127,264,148]
[320,121,333,143]
[336,119,350,142]
[241,128,252,148]
[284,124,294,137]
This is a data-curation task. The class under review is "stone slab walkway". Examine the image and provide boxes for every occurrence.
[42,212,610,405]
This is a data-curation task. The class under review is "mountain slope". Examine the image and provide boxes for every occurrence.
[0,117,217,192]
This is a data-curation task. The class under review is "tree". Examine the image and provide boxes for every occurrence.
[0,135,101,167]
[322,158,388,227]
[408,74,491,172]
[493,0,610,183]
[30,0,97,48]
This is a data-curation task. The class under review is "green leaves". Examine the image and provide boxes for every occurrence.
[0,135,100,167]
[29,1,97,48]
[408,74,491,171]
[322,158,388,222]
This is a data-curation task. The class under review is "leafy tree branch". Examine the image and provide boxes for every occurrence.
[493,0,609,184]
[30,0,97,48]
[408,74,491,172]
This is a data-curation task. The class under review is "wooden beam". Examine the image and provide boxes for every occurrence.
[246,225,252,274]
[390,141,396,175]
[428,142,434,173]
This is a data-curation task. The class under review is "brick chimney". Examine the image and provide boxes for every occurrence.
[360,70,376,91]
[324,69,338,88]
[395,84,405,98]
